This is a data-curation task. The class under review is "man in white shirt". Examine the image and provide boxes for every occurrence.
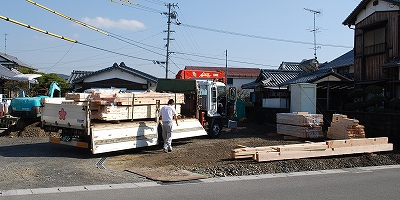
[159,99,179,152]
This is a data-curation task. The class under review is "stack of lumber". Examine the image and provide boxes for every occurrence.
[327,114,365,139]
[276,112,324,139]
[64,89,184,121]
[230,137,393,162]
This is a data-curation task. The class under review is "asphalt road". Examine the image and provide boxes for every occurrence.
[2,165,400,200]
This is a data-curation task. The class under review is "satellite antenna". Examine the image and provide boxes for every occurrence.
[304,8,321,60]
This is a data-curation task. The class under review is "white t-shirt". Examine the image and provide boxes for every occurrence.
[159,105,176,122]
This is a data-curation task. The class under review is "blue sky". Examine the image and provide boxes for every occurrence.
[0,0,360,78]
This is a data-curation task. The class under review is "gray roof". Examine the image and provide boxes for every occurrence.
[0,64,21,80]
[71,62,158,84]
[278,62,302,71]
[242,69,300,89]
[0,64,39,83]
[383,59,400,68]
[242,50,355,89]
[67,70,93,84]
[280,68,353,86]
[319,49,354,70]
[0,52,36,70]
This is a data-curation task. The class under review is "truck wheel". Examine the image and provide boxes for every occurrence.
[15,119,26,130]
[208,120,221,138]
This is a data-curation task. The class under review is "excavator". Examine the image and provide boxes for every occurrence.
[9,82,61,129]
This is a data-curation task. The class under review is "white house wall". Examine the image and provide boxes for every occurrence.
[356,0,399,24]
[83,70,147,84]
[231,77,255,90]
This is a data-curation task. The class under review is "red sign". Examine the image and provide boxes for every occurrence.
[59,108,67,120]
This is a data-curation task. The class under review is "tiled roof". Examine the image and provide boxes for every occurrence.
[242,69,300,89]
[67,70,93,84]
[242,52,354,89]
[184,66,260,78]
[319,49,354,70]
[71,62,158,84]
[0,64,21,79]
[0,52,37,70]
[0,64,39,83]
[279,68,352,86]
[383,59,400,68]
[278,62,302,71]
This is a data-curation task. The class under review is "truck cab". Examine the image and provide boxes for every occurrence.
[156,78,236,138]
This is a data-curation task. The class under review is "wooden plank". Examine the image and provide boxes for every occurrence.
[326,137,388,148]
[230,146,276,159]
[276,112,323,126]
[91,104,181,121]
[255,143,393,162]
[275,142,328,152]
[65,93,91,101]
[277,124,323,139]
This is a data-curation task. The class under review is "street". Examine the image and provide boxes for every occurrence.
[2,165,400,200]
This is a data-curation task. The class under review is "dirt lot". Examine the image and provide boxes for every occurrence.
[2,119,400,181]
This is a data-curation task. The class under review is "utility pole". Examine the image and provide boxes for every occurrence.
[225,49,228,116]
[304,8,321,60]
[163,3,178,78]
[4,33,7,55]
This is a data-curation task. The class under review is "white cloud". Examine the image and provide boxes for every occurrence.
[81,17,146,31]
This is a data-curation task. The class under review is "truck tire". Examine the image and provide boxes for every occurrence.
[208,120,221,138]
[15,119,26,130]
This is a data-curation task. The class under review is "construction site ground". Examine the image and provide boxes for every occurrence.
[1,120,400,190]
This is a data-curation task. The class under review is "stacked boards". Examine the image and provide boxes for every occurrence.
[276,112,324,139]
[327,114,365,139]
[231,137,393,162]
[65,89,184,121]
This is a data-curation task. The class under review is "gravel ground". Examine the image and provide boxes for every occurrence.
[1,120,400,191]
[0,136,150,191]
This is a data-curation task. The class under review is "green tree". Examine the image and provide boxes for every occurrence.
[5,69,71,97]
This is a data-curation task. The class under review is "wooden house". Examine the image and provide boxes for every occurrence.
[242,56,354,110]
[67,62,158,92]
[343,0,400,99]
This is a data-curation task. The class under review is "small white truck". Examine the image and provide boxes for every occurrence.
[41,79,236,154]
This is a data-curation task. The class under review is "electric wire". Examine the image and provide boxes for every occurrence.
[143,0,165,6]
[45,43,75,73]
[110,0,164,13]
[28,0,165,57]
[0,15,158,63]
[174,51,277,68]
[179,23,353,49]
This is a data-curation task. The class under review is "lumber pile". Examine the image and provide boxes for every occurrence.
[64,89,184,121]
[66,89,184,106]
[327,114,365,139]
[276,112,324,139]
[230,137,393,162]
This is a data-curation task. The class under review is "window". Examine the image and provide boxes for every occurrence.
[364,27,385,55]
[227,78,233,85]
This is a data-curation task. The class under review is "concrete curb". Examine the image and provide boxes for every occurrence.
[2,164,400,197]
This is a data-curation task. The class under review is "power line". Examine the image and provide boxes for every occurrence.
[0,15,157,62]
[110,0,164,13]
[179,23,352,49]
[173,51,277,68]
[27,0,165,57]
